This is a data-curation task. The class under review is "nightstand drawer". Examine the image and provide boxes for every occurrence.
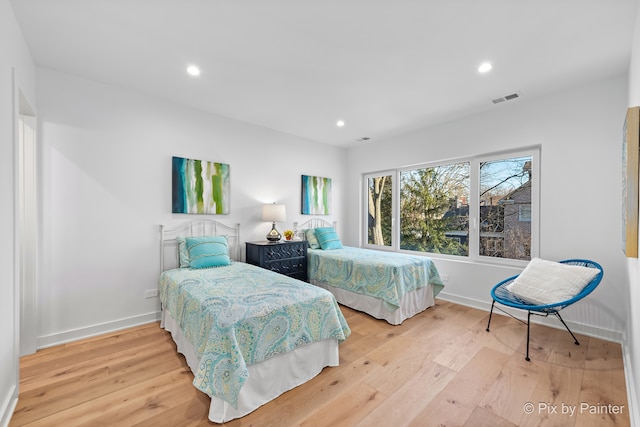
[246,240,308,281]
[263,258,306,280]
[263,242,306,261]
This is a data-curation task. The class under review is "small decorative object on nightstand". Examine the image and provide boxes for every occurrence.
[246,240,307,281]
[283,229,294,240]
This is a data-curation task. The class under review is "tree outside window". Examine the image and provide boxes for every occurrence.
[367,174,392,246]
[400,163,469,256]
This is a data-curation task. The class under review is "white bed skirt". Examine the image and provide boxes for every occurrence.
[310,280,435,325]
[160,309,339,423]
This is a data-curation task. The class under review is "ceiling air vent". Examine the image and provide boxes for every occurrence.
[492,92,521,104]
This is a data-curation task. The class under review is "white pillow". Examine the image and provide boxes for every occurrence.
[506,258,599,306]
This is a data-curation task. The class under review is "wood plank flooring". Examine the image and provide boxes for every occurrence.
[10,300,630,426]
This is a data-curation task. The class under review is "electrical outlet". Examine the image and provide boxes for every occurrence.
[440,274,449,282]
[144,289,159,298]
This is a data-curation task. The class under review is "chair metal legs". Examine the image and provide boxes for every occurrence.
[526,311,531,361]
[486,304,580,362]
[554,312,580,346]
[486,300,533,361]
[486,301,495,332]
[525,311,580,362]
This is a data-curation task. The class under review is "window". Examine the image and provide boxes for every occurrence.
[363,148,538,264]
[479,156,533,261]
[366,173,393,248]
[399,162,469,256]
[519,205,532,222]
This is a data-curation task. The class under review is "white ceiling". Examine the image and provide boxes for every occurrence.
[10,0,639,147]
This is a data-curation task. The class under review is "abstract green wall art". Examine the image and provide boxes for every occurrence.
[301,175,331,215]
[172,156,230,214]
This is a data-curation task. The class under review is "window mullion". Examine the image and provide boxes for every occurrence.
[393,169,400,251]
[469,159,481,259]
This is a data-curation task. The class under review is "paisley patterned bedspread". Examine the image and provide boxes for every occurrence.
[159,262,351,408]
[307,247,444,308]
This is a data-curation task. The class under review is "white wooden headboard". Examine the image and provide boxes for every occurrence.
[160,219,241,272]
[293,218,337,240]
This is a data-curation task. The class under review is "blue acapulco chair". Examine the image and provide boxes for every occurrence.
[485,259,604,361]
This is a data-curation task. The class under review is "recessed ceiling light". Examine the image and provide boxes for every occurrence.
[186,65,201,77]
[478,62,492,73]
[336,120,345,127]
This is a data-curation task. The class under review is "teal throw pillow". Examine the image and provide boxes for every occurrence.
[315,227,343,250]
[305,228,321,249]
[185,236,231,269]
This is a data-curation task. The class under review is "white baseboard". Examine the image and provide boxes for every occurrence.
[36,311,162,349]
[0,384,17,427]
[622,341,639,427]
[437,292,624,343]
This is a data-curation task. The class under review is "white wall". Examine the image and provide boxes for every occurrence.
[36,68,347,347]
[626,3,640,425]
[346,75,629,341]
[0,0,36,425]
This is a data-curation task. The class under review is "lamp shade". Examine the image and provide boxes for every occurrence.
[262,204,286,222]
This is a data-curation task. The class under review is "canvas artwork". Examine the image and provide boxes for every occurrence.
[172,156,230,214]
[623,107,639,258]
[302,175,331,215]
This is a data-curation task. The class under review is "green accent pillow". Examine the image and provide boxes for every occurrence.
[315,227,343,250]
[305,228,321,249]
[185,236,231,269]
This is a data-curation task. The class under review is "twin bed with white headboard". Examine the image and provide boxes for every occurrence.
[294,218,444,325]
[159,219,350,423]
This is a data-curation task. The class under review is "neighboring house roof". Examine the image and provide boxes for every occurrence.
[499,180,531,204]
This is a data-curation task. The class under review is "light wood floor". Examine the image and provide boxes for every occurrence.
[10,300,629,426]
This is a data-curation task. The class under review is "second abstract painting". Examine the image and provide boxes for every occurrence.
[301,175,331,215]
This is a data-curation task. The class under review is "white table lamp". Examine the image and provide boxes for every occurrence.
[262,203,286,242]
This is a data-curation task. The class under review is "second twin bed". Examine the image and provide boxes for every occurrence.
[295,218,444,325]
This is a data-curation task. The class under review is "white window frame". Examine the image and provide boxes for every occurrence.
[474,148,539,266]
[362,170,398,251]
[361,146,540,267]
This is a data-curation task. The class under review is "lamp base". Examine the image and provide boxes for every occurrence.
[266,223,281,242]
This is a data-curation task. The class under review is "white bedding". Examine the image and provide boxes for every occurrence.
[311,279,435,325]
